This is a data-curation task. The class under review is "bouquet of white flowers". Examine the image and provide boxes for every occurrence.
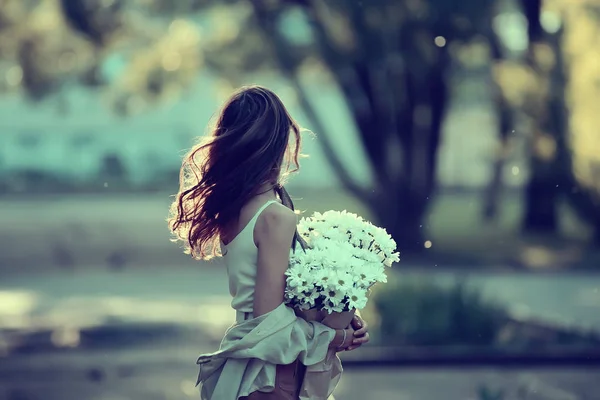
[285,210,399,329]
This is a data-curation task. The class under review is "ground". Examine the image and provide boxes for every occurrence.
[2,267,600,399]
[1,192,599,400]
[4,359,600,400]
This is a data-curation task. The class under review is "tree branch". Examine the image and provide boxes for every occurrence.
[249,0,371,203]
[299,1,392,184]
[482,27,515,221]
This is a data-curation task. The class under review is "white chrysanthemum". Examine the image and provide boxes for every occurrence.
[359,250,382,265]
[322,299,345,314]
[352,267,387,288]
[318,241,355,264]
[286,265,308,289]
[298,275,317,294]
[290,246,316,264]
[323,284,346,307]
[360,225,399,264]
[331,250,360,270]
[321,228,348,243]
[331,270,354,292]
[286,209,397,314]
[284,287,296,302]
[312,268,335,288]
[324,210,364,226]
[384,252,400,267]
[346,287,368,310]
[303,287,321,307]
[371,268,388,284]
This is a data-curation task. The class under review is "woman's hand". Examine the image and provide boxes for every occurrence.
[331,327,356,351]
[345,314,369,351]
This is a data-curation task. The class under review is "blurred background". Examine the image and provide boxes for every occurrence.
[1,0,600,399]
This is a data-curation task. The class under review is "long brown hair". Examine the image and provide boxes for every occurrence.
[168,85,305,260]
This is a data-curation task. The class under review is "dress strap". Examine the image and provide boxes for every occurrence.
[253,200,279,220]
[244,200,279,242]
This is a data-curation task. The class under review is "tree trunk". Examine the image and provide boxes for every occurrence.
[374,66,446,254]
[520,0,563,234]
[372,193,426,253]
[482,31,514,222]
[250,0,447,254]
[522,165,559,231]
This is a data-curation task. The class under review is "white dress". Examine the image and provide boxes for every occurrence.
[195,200,342,400]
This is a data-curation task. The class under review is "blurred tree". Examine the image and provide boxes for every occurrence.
[2,0,499,253]
[373,278,508,346]
[490,0,600,243]
[556,0,600,243]
[513,0,600,241]
[481,18,516,223]
[59,0,124,46]
[519,0,567,233]
[245,0,458,253]
[242,0,503,253]
[99,153,128,182]
[9,0,600,250]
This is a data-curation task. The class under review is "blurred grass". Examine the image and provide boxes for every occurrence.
[371,277,508,347]
[1,187,598,272]
[361,273,600,351]
[293,188,597,270]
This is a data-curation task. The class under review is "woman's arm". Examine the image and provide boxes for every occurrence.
[253,204,353,349]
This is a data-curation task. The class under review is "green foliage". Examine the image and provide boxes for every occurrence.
[372,278,508,346]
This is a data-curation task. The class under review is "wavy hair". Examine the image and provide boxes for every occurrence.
[168,86,303,260]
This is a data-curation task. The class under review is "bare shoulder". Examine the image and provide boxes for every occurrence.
[254,202,297,246]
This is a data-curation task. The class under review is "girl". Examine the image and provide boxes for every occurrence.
[168,86,369,400]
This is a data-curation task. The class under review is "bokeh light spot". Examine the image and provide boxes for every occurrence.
[59,51,78,72]
[51,327,81,348]
[6,66,23,87]
[162,52,183,72]
[180,380,196,397]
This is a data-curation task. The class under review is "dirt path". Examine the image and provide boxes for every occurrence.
[3,353,599,400]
